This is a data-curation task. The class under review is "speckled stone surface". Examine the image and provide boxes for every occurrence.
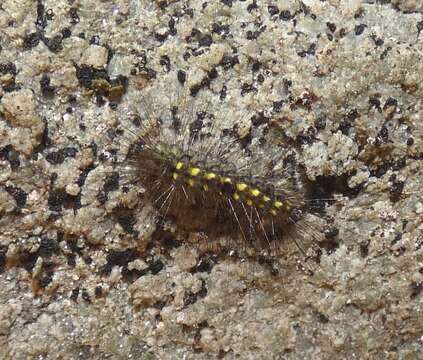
[0,1,422,359]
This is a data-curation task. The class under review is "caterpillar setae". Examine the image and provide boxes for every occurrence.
[103,83,331,267]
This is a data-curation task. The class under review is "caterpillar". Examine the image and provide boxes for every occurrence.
[102,83,329,265]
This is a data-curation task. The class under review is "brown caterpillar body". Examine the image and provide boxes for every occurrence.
[114,87,321,258]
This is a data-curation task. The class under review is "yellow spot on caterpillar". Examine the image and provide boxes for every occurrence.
[221,177,232,184]
[274,201,283,209]
[246,199,253,206]
[250,188,260,197]
[188,167,201,176]
[175,162,184,170]
[187,179,195,187]
[284,201,292,210]
[270,209,277,216]
[172,173,179,180]
[204,172,216,180]
[203,184,209,191]
[236,183,248,192]
[233,193,240,201]
[262,195,270,202]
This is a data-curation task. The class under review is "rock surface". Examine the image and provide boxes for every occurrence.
[0,1,422,359]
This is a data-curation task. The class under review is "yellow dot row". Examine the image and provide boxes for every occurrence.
[172,162,290,215]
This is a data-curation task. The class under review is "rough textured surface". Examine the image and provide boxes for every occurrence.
[0,1,422,359]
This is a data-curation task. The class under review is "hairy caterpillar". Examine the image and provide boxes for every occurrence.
[103,84,329,264]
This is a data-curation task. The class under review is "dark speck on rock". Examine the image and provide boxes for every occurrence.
[61,27,72,38]
[6,186,27,208]
[101,249,138,275]
[247,1,258,13]
[46,151,65,165]
[149,259,165,275]
[355,24,366,36]
[211,23,230,37]
[40,74,55,98]
[69,8,80,25]
[199,34,213,47]
[369,96,381,110]
[103,172,120,192]
[0,145,20,169]
[39,238,60,257]
[155,31,168,42]
[70,287,79,301]
[177,70,186,84]
[116,212,137,235]
[220,0,233,7]
[410,282,422,299]
[219,55,239,70]
[373,37,384,47]
[326,22,336,32]
[0,62,17,75]
[43,34,63,53]
[390,180,404,202]
[81,289,91,302]
[279,10,292,21]
[48,190,66,212]
[160,55,171,72]
[268,5,279,16]
[23,33,40,50]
